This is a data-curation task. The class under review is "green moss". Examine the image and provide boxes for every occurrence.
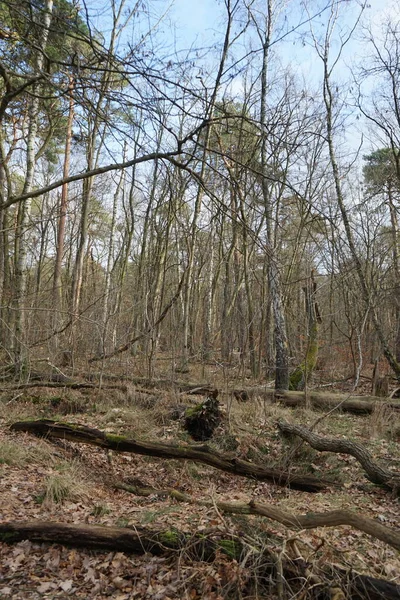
[185,405,201,418]
[290,306,319,390]
[169,489,188,502]
[0,532,18,542]
[66,422,83,430]
[218,539,241,559]
[105,433,126,444]
[158,529,181,546]
[289,368,304,391]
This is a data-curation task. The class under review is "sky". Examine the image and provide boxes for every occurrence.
[169,0,217,43]
[90,0,398,85]
[87,0,398,158]
[163,0,398,75]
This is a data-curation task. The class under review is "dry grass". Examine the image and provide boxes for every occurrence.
[0,370,399,599]
[0,395,38,423]
[38,461,89,505]
[364,403,400,440]
[0,436,55,467]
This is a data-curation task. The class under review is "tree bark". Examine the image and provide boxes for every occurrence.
[289,271,321,391]
[234,386,400,414]
[277,420,400,492]
[52,75,74,336]
[116,483,400,551]
[12,0,54,370]
[10,419,333,492]
[0,521,399,599]
[320,6,400,381]
[258,0,289,390]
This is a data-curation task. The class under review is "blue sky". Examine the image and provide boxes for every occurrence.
[170,0,217,41]
[163,0,397,69]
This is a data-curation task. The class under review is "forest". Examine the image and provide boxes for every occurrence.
[0,0,399,598]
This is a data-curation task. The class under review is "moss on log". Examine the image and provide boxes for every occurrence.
[0,521,399,599]
[10,419,333,492]
[0,521,239,560]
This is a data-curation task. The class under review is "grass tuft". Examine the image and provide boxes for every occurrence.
[38,462,88,505]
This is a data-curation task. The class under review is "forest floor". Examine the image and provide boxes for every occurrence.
[0,359,399,599]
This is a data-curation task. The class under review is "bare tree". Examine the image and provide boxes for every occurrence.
[309,0,400,381]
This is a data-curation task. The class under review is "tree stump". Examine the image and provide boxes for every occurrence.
[184,389,221,441]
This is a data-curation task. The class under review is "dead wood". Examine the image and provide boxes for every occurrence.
[116,482,400,551]
[0,521,230,560]
[183,389,221,440]
[0,521,398,599]
[81,373,215,395]
[3,381,128,391]
[235,387,400,414]
[10,419,333,492]
[277,420,400,492]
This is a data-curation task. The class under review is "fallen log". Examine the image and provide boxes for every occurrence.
[234,387,400,414]
[78,373,215,395]
[2,381,128,392]
[116,483,400,551]
[0,521,398,599]
[10,419,333,492]
[0,520,233,560]
[277,420,400,493]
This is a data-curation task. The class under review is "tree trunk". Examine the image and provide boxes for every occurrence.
[321,14,400,381]
[259,0,289,390]
[12,0,54,372]
[99,161,125,356]
[52,76,74,339]
[289,271,321,390]
[1,520,399,598]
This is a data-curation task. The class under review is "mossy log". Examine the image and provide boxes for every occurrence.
[10,419,333,492]
[234,387,400,414]
[0,521,399,599]
[277,420,400,493]
[0,521,239,561]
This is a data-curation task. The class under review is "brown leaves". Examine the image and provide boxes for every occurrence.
[1,386,400,598]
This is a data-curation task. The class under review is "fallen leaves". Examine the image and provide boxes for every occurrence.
[1,388,400,599]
